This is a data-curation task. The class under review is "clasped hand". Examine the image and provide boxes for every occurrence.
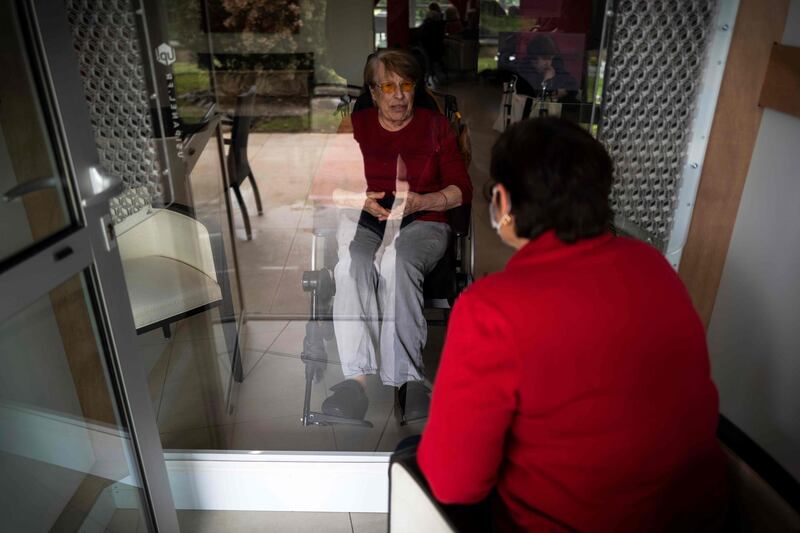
[363,190,430,222]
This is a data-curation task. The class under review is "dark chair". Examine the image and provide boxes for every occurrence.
[388,418,800,531]
[224,86,263,241]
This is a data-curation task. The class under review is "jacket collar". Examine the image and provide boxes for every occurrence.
[507,230,614,268]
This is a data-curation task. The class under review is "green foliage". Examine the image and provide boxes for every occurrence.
[217,0,302,34]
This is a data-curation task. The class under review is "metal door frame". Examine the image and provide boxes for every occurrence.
[0,1,180,530]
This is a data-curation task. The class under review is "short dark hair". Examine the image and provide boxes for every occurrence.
[490,117,614,244]
[527,34,559,58]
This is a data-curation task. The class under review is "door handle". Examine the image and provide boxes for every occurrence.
[3,168,124,211]
[81,166,123,208]
[2,176,59,202]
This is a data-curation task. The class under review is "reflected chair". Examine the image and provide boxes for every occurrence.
[224,86,263,241]
[443,37,479,77]
[116,207,244,382]
[717,417,800,531]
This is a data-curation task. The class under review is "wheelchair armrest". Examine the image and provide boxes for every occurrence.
[447,204,471,238]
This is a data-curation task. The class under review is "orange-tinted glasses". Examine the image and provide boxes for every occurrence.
[373,81,415,94]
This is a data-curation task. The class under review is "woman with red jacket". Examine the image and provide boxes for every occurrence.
[417,117,728,531]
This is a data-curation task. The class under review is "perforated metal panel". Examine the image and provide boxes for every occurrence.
[66,0,163,223]
[600,0,717,250]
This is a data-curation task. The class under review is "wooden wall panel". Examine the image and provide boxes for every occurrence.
[678,0,791,328]
[759,43,800,119]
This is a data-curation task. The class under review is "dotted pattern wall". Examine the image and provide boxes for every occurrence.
[600,0,716,250]
[65,0,163,223]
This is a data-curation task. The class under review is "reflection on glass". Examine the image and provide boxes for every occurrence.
[0,1,74,265]
[483,0,608,129]
[0,274,150,532]
[133,127,244,450]
[146,0,610,453]
[164,2,215,125]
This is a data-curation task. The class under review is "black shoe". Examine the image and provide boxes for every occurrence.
[322,380,368,420]
[397,381,430,424]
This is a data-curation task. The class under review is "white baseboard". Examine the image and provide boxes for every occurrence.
[162,451,391,513]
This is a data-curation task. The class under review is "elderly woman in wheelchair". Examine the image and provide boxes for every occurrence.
[306,49,472,425]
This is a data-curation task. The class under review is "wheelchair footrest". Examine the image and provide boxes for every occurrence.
[304,411,374,428]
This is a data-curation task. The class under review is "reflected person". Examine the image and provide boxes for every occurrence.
[324,49,472,422]
[515,33,579,117]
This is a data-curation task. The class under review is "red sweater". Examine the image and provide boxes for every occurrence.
[352,107,472,223]
[418,231,727,531]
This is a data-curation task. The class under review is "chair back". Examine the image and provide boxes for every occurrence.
[227,86,257,187]
[389,449,493,533]
[718,417,800,531]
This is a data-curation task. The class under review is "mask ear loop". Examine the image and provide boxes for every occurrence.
[492,187,513,228]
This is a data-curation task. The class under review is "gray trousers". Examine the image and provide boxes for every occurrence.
[333,209,450,386]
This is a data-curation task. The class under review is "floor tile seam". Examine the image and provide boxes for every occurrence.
[258,349,345,367]
[260,188,312,303]
[373,405,394,453]
[296,135,328,214]
[155,339,180,424]
[229,411,341,428]
[263,320,293,353]
[282,134,330,236]
[243,312,317,321]
[243,321,293,379]
[249,137,273,161]
[331,416,340,449]
[160,335,219,346]
[159,420,237,438]
[267,227,301,315]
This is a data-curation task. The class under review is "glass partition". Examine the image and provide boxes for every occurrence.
[479,0,610,130]
[120,0,613,453]
[61,0,246,452]
[0,274,150,532]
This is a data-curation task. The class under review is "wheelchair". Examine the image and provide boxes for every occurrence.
[299,88,474,428]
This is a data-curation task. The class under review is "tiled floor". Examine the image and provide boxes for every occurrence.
[144,80,513,454]
[147,313,439,452]
[108,509,387,533]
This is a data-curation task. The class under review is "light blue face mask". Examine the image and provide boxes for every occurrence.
[489,186,512,232]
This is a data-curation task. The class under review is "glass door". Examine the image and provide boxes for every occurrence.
[0,0,178,530]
